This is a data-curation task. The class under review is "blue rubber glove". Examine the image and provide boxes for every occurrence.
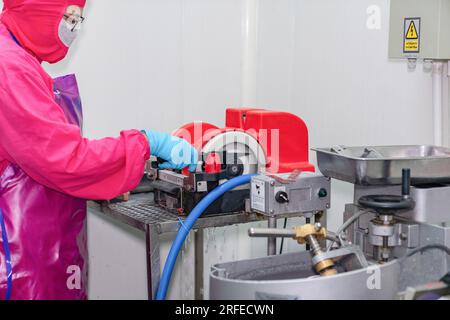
[143,130,198,173]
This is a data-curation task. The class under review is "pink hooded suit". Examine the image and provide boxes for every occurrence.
[0,0,150,299]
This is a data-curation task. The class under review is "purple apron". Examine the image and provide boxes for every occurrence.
[0,74,88,300]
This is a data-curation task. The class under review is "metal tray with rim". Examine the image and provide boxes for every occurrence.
[312,145,450,185]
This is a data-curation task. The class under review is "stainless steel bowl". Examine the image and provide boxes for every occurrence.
[313,145,450,185]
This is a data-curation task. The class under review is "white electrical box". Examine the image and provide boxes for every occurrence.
[389,0,450,60]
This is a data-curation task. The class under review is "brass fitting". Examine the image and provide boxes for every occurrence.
[320,267,338,277]
[294,224,338,277]
[294,224,327,245]
[315,259,338,276]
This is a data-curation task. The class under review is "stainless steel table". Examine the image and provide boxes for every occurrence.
[89,193,315,300]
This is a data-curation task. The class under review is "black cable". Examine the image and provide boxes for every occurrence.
[396,244,450,297]
[399,244,450,265]
[279,218,288,255]
[398,244,450,283]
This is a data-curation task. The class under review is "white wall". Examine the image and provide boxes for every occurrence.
[255,0,435,233]
[1,0,441,299]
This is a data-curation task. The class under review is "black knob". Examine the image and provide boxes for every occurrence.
[275,191,289,203]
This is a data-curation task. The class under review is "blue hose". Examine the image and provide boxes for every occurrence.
[155,174,255,300]
[0,208,12,300]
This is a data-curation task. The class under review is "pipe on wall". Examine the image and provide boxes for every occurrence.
[446,61,450,147]
[432,61,445,146]
[241,0,259,107]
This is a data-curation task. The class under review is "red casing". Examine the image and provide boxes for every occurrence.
[226,108,314,173]
[174,108,315,173]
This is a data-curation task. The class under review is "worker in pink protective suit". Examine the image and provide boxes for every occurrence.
[0,0,198,300]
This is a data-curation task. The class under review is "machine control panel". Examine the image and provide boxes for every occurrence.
[251,171,331,216]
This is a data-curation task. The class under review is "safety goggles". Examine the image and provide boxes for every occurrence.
[63,14,85,32]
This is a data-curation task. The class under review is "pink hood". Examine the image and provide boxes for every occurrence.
[1,0,86,63]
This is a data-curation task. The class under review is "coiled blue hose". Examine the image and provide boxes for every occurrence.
[0,208,12,300]
[155,174,255,300]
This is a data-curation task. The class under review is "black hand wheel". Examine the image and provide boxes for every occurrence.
[358,168,415,214]
[358,195,415,214]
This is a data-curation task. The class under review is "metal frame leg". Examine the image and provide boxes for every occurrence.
[195,229,205,300]
[146,224,161,300]
[268,217,277,255]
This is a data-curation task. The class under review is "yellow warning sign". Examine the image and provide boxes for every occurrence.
[406,21,418,39]
[404,41,419,52]
[404,18,420,54]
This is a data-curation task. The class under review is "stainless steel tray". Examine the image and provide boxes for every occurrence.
[312,145,450,185]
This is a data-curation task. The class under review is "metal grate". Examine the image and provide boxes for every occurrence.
[99,193,305,235]
[108,202,179,225]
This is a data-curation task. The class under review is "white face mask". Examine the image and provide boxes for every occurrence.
[58,18,80,47]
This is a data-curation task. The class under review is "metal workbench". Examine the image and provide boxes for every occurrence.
[89,193,314,300]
